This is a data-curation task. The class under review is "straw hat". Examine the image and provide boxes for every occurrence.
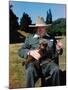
[29,16,51,27]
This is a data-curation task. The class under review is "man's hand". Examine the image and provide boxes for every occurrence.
[56,40,63,55]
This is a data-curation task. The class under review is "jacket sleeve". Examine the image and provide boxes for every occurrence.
[23,35,31,49]
[18,35,31,58]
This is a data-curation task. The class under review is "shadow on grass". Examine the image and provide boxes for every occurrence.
[10,32,26,44]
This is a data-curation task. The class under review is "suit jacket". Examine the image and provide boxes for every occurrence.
[18,33,57,60]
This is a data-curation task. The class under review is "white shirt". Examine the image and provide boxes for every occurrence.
[33,34,40,38]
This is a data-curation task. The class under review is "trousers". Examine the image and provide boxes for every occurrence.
[25,61,60,88]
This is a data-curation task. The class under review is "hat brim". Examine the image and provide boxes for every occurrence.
[29,24,51,27]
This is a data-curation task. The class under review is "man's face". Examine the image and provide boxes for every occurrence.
[37,26,46,37]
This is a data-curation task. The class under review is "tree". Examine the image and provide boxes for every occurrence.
[9,5,19,43]
[47,18,66,36]
[49,9,52,23]
[20,12,32,32]
[46,9,52,24]
[46,11,49,24]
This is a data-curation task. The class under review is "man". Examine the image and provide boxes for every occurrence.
[18,16,62,87]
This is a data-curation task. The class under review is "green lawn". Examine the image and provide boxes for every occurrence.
[9,36,66,89]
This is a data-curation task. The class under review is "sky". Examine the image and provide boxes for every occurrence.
[10,1,66,24]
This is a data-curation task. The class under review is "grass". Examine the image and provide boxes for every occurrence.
[9,36,66,89]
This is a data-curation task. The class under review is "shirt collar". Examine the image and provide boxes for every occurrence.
[33,34,40,38]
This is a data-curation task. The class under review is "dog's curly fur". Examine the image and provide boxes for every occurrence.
[22,42,51,66]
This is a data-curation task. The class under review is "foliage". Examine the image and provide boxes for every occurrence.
[47,18,66,36]
[46,9,52,24]
[9,5,20,43]
[20,12,32,32]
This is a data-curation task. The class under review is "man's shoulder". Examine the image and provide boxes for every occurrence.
[47,32,55,38]
[27,33,34,38]
[44,33,55,40]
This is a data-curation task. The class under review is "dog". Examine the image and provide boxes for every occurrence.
[22,39,52,66]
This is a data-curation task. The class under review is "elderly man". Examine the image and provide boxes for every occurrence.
[18,16,62,87]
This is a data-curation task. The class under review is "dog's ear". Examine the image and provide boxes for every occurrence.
[44,43,48,48]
